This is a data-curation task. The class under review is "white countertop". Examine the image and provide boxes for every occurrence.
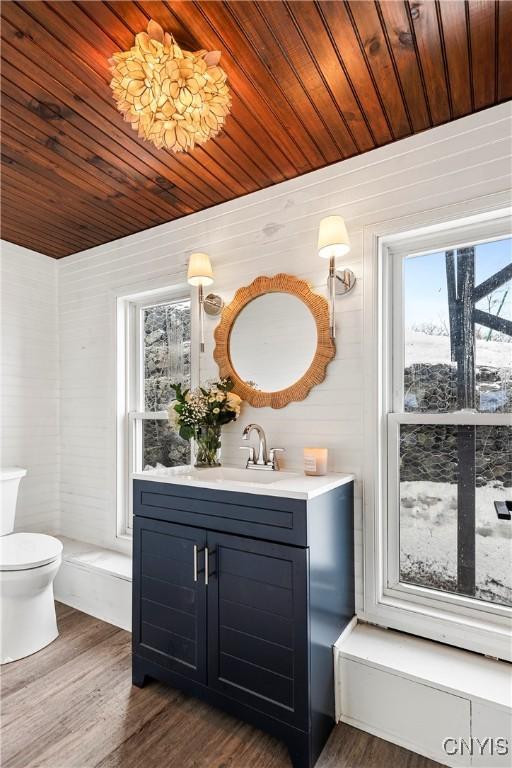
[131,465,355,500]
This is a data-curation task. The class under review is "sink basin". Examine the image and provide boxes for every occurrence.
[147,465,299,486]
[189,467,299,485]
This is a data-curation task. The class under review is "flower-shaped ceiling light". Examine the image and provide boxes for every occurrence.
[109,20,231,153]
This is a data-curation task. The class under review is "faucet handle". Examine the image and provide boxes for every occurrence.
[269,448,285,469]
[239,445,255,467]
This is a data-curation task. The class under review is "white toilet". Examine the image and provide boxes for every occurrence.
[0,468,63,664]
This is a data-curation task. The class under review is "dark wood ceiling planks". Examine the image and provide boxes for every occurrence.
[1,0,510,258]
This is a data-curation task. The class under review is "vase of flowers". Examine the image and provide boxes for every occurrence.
[193,424,223,467]
[168,378,242,468]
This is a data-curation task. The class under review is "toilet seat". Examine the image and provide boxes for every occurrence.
[0,533,62,572]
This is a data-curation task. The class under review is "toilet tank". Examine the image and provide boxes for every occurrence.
[0,468,27,535]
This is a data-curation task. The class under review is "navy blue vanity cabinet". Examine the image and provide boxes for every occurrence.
[133,517,207,683]
[207,531,309,730]
[132,479,354,768]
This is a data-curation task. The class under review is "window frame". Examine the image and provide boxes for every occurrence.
[116,286,197,539]
[361,197,512,661]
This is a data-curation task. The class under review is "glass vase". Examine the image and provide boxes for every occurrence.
[194,425,222,468]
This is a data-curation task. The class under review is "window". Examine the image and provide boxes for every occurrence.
[363,207,512,660]
[117,290,193,535]
[134,299,192,472]
[393,241,511,609]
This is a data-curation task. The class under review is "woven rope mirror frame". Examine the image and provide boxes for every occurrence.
[213,274,335,409]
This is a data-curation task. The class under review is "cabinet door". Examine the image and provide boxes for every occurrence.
[133,517,207,683]
[206,532,309,728]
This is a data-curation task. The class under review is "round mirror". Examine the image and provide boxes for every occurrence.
[214,274,335,409]
[229,293,318,392]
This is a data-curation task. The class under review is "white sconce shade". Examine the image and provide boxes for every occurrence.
[317,215,354,341]
[187,252,214,287]
[318,216,351,260]
[187,251,223,353]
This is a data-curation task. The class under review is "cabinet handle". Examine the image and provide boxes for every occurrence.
[204,546,209,586]
[193,544,198,583]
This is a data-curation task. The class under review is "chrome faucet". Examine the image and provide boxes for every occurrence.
[240,424,284,471]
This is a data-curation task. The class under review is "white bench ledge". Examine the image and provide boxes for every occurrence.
[336,622,511,712]
[58,535,132,582]
[54,537,132,630]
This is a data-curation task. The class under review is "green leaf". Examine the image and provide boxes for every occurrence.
[179,425,193,441]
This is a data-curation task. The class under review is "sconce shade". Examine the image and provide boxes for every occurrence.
[187,252,214,286]
[318,216,351,259]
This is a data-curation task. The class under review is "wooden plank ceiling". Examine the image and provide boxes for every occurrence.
[1,1,510,259]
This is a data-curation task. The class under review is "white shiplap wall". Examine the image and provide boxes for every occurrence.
[57,103,511,610]
[0,242,59,533]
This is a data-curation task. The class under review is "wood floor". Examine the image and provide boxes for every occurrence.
[1,603,441,768]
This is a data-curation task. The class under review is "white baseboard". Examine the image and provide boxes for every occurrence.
[54,557,132,632]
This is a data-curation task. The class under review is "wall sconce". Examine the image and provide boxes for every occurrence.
[318,215,355,339]
[187,252,224,352]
